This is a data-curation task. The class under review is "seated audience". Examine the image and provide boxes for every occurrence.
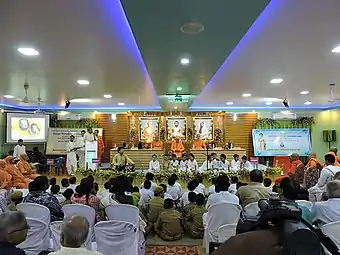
[171,173,182,194]
[159,184,173,199]
[48,215,103,255]
[5,156,29,188]
[236,170,269,207]
[230,154,240,172]
[199,155,214,173]
[263,178,272,193]
[147,186,165,223]
[329,148,340,166]
[152,137,163,150]
[167,177,181,201]
[0,159,12,189]
[169,154,179,169]
[186,193,206,239]
[182,191,196,230]
[24,176,64,221]
[60,178,70,193]
[218,154,229,171]
[306,152,321,168]
[47,177,57,193]
[171,138,185,158]
[51,185,65,204]
[192,134,206,150]
[148,154,160,172]
[208,178,217,196]
[139,180,154,210]
[61,188,74,206]
[93,183,99,195]
[206,175,239,209]
[187,153,198,172]
[179,154,188,172]
[140,172,157,191]
[240,156,254,171]
[180,180,198,207]
[311,180,340,226]
[194,175,206,195]
[228,176,238,195]
[69,176,77,191]
[8,191,23,211]
[71,178,101,221]
[0,211,28,255]
[97,181,111,199]
[17,153,39,179]
[237,182,248,190]
[155,199,182,241]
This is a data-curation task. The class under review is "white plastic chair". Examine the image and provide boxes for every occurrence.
[50,221,63,251]
[243,202,260,217]
[17,203,51,224]
[203,202,242,254]
[17,217,50,255]
[94,220,139,255]
[296,200,313,211]
[321,220,340,249]
[218,223,238,243]
[105,204,139,226]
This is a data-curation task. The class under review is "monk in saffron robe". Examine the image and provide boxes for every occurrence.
[305,152,321,168]
[328,148,340,166]
[0,159,12,189]
[192,134,206,150]
[17,153,39,179]
[275,153,304,185]
[152,137,163,150]
[5,156,29,188]
[171,138,185,158]
[94,129,105,161]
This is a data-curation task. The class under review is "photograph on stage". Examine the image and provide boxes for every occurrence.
[140,117,159,142]
[194,117,213,140]
[167,117,186,140]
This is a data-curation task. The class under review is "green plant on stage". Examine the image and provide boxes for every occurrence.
[267,167,282,175]
[255,118,280,129]
[291,117,315,128]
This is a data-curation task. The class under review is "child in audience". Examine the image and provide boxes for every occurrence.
[148,154,160,172]
[160,183,173,200]
[98,181,111,199]
[187,153,198,173]
[194,176,206,195]
[208,178,217,196]
[229,176,239,195]
[140,172,157,191]
[147,186,165,223]
[263,178,272,193]
[167,177,181,201]
[237,182,248,190]
[60,178,70,193]
[93,182,99,195]
[182,192,196,230]
[61,188,74,206]
[171,173,182,194]
[47,177,57,193]
[180,180,198,207]
[8,191,23,211]
[139,180,154,210]
[51,184,65,204]
[155,198,183,241]
[132,186,141,205]
[179,154,188,172]
[186,193,206,238]
[69,176,77,191]
[170,154,179,169]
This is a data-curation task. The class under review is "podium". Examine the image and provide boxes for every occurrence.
[85,141,98,170]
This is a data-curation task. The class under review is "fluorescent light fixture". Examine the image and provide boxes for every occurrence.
[281,110,292,115]
[332,46,340,53]
[77,80,90,85]
[270,78,283,84]
[226,102,234,105]
[300,91,309,95]
[69,98,92,103]
[17,47,40,56]
[174,106,178,110]
[176,87,182,91]
[4,95,14,99]
[242,93,251,97]
[103,94,112,99]
[304,101,312,105]
[118,102,125,106]
[180,58,190,65]
[265,102,273,105]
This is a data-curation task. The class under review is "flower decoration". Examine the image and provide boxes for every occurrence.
[129,128,137,142]
[187,128,194,141]
[159,128,166,142]
[214,128,222,142]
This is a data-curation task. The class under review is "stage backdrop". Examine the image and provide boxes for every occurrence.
[194,117,213,140]
[167,117,186,140]
[140,117,159,142]
[46,128,103,155]
[252,128,312,156]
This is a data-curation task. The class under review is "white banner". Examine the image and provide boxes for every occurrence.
[46,128,103,155]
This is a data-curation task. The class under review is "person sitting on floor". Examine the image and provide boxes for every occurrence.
[139,180,154,211]
[97,182,111,200]
[167,177,181,201]
[240,156,254,171]
[147,186,165,224]
[140,172,157,191]
[5,156,29,189]
[194,175,206,196]
[208,178,218,196]
[148,154,160,173]
[228,176,238,195]
[155,198,183,241]
[51,184,66,204]
[17,153,39,180]
[179,154,188,172]
[0,159,12,190]
[263,178,273,193]
[187,153,199,173]
[47,177,57,193]
[182,192,196,230]
[180,180,198,208]
[159,184,173,200]
[169,154,179,170]
[69,176,77,191]
[60,178,70,193]
[61,188,74,207]
[171,173,183,194]
[8,191,23,211]
[186,193,206,239]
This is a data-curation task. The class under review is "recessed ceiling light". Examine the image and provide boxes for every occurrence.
[332,46,340,53]
[103,94,112,99]
[176,87,182,91]
[304,101,312,105]
[77,79,90,85]
[265,102,273,105]
[180,58,190,65]
[174,106,178,110]
[226,102,234,105]
[17,47,40,56]
[242,93,251,97]
[300,91,309,95]
[69,98,92,103]
[4,95,14,99]
[118,102,125,106]
[270,78,283,84]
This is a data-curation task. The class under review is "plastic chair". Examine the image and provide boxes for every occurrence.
[321,220,340,249]
[218,223,238,243]
[17,203,51,224]
[244,202,260,217]
[50,221,63,251]
[105,204,139,227]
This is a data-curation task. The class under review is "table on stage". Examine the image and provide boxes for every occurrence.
[110,148,246,170]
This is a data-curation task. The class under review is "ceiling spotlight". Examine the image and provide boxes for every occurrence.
[304,101,312,105]
[174,106,178,110]
[332,46,340,53]
[17,47,40,56]
[77,80,90,85]
[300,91,309,95]
[180,58,190,65]
[265,102,273,105]
[270,78,283,84]
[4,95,14,99]
[103,94,112,99]
[0,109,4,113]
[65,100,71,109]
[176,87,182,91]
[118,102,125,106]
[282,97,289,108]
[242,93,251,97]
[226,102,234,105]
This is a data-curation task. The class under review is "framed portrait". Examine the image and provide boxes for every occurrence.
[193,117,214,140]
[167,117,186,140]
[140,117,159,142]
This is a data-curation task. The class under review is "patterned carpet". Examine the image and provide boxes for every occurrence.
[146,245,199,255]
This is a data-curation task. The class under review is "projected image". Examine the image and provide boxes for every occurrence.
[10,116,46,141]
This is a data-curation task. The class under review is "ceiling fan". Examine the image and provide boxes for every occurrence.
[328,83,340,103]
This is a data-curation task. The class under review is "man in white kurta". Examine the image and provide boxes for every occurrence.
[13,139,26,158]
[84,127,95,142]
[66,135,78,175]
[148,155,160,172]
[199,155,214,173]
[179,155,188,172]
[230,154,240,172]
[241,156,254,171]
[187,153,198,173]
[218,154,229,172]
[76,130,86,168]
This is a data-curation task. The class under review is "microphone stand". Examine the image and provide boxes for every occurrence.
[206,142,209,173]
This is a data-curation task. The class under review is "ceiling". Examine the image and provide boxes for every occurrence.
[1,0,340,112]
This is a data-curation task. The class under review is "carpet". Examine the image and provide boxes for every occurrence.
[146,245,199,255]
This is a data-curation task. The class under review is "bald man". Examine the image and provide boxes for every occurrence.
[306,152,321,168]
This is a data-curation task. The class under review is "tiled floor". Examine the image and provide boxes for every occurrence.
[146,245,199,255]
